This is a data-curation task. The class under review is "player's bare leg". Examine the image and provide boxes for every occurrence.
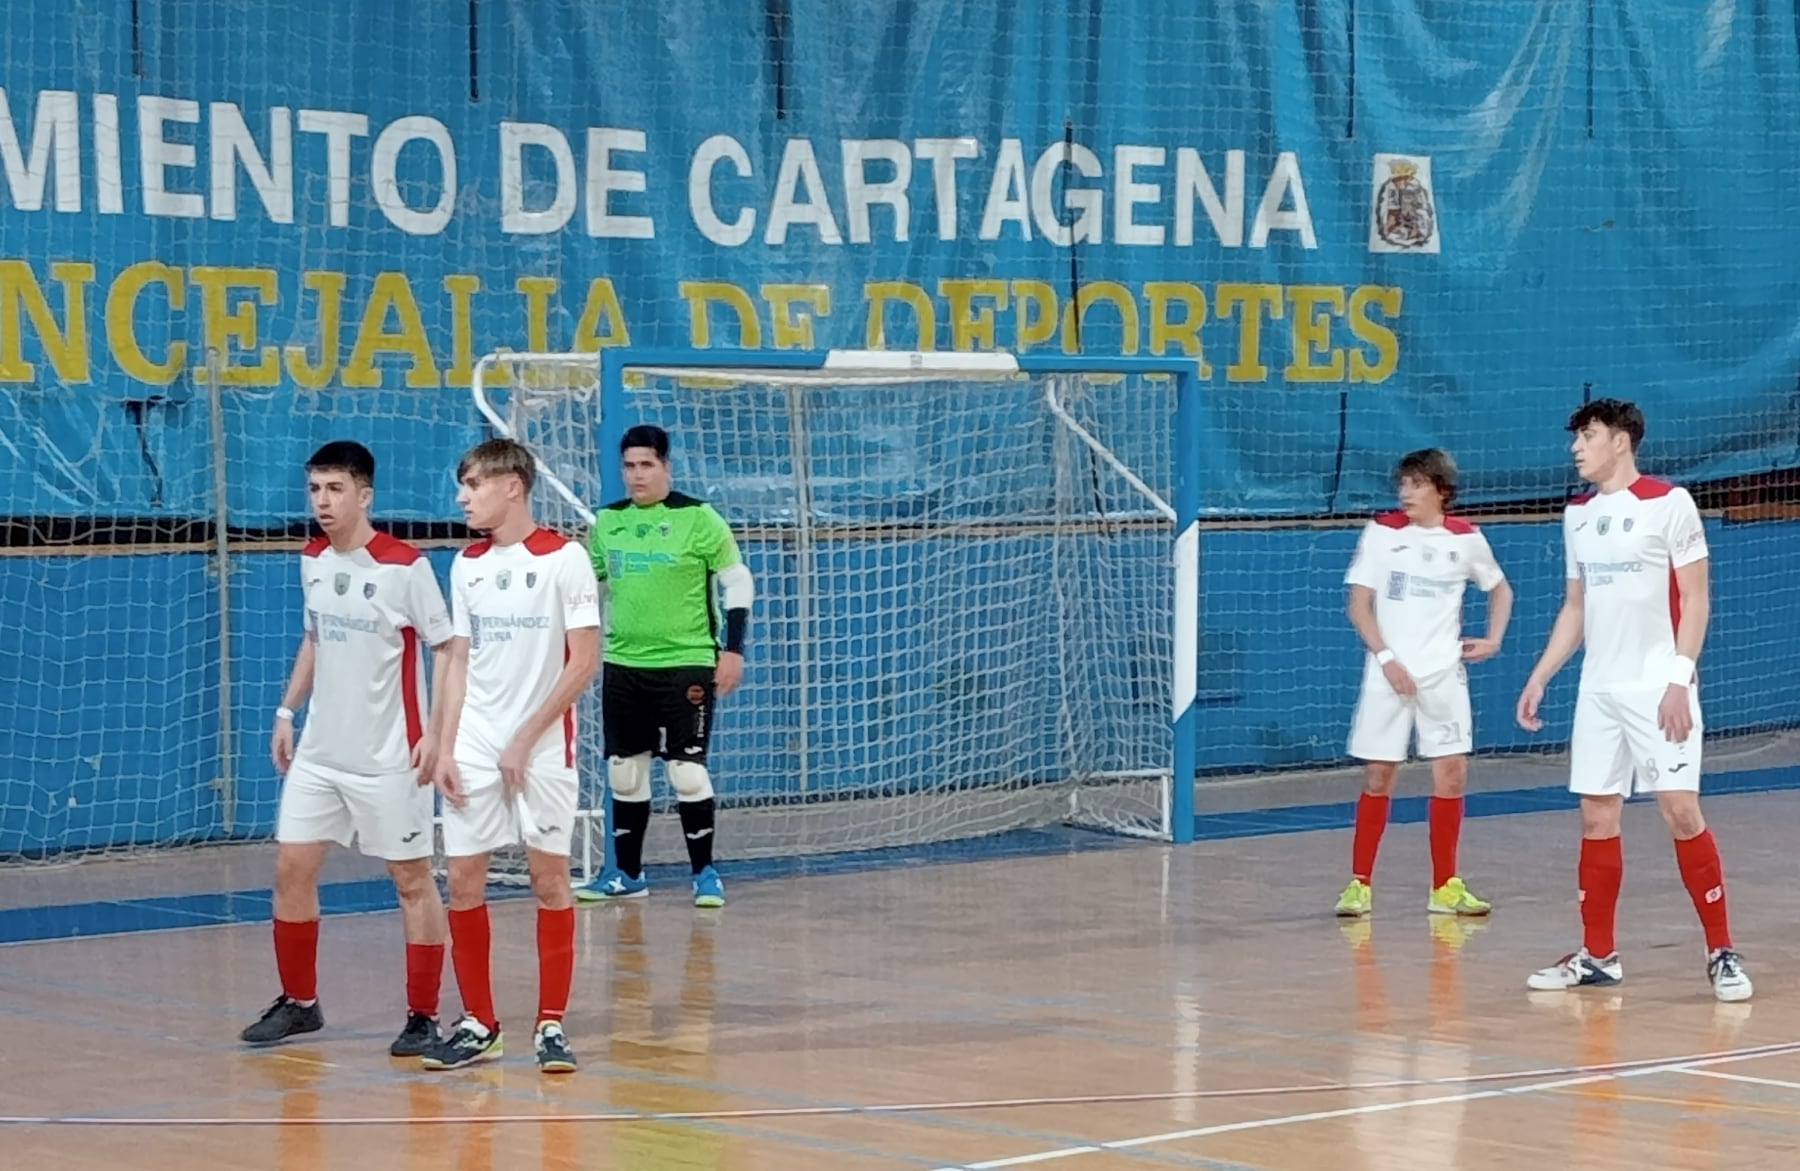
[241,841,331,1044]
[527,848,578,1072]
[386,857,448,1056]
[1336,761,1396,917]
[422,853,504,1070]
[1528,794,1625,990]
[1425,755,1489,915]
[1656,790,1751,1001]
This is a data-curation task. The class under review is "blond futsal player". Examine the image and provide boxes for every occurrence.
[242,441,455,1057]
[423,438,602,1073]
[1517,398,1750,1002]
[1336,449,1513,919]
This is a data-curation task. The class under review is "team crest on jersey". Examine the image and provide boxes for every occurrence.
[363,582,377,599]
[497,570,512,590]
[1448,550,1459,563]
[334,572,350,595]
[1422,549,1435,562]
[1597,517,1611,536]
[636,523,652,539]
[660,523,671,537]
[525,572,537,588]
[1623,518,1634,532]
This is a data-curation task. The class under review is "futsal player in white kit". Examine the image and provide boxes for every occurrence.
[1335,449,1513,919]
[1516,398,1750,1001]
[422,438,602,1072]
[241,441,455,1057]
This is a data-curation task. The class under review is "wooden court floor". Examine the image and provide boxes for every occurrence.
[4,790,1800,1169]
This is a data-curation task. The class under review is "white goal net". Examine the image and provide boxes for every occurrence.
[471,350,1180,865]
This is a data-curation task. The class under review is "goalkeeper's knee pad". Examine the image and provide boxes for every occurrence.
[665,760,714,802]
[607,753,652,801]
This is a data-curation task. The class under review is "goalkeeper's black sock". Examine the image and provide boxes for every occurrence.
[678,798,716,874]
[612,798,651,879]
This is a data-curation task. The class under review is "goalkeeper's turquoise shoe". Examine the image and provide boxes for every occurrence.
[575,870,648,903]
[692,866,725,908]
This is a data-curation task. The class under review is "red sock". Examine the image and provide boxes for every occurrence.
[273,918,320,1003]
[447,905,497,1033]
[1578,836,1624,958]
[405,942,445,1018]
[1428,796,1463,889]
[1674,829,1733,952]
[1351,794,1390,882]
[536,907,576,1023]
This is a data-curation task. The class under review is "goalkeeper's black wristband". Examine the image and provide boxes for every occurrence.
[724,608,749,655]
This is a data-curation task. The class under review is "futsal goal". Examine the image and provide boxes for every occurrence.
[464,348,1201,873]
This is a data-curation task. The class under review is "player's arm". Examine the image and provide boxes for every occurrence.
[703,506,754,697]
[1462,534,1513,662]
[1672,559,1709,665]
[1517,525,1585,730]
[432,556,474,805]
[431,637,470,806]
[498,631,599,794]
[584,513,612,630]
[1343,523,1415,696]
[497,548,602,793]
[405,558,457,782]
[271,634,316,773]
[1345,585,1387,656]
[1530,579,1586,681]
[1660,490,1711,742]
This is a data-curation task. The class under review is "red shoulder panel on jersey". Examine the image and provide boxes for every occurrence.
[1569,490,1597,506]
[301,534,330,557]
[366,531,424,565]
[1443,516,1477,535]
[524,527,570,555]
[1628,476,1675,499]
[462,538,494,559]
[1374,510,1409,529]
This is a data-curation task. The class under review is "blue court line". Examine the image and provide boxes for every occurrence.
[5,766,1796,946]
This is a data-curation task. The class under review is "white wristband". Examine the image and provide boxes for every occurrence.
[1668,656,1696,687]
[1374,649,1396,666]
[275,706,296,722]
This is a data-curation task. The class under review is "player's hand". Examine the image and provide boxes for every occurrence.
[1658,683,1694,744]
[271,718,295,774]
[434,757,467,809]
[715,651,744,697]
[1516,678,1546,732]
[411,736,438,787]
[1381,660,1418,697]
[1461,636,1502,663]
[498,737,530,799]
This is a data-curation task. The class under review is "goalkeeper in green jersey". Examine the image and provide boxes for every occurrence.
[575,424,753,908]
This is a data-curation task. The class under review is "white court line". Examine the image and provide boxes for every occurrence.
[929,1047,1792,1171]
[1678,1068,1800,1093]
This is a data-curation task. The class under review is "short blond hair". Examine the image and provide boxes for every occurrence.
[457,437,536,495]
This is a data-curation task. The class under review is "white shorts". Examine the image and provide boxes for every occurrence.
[1569,685,1703,797]
[440,758,580,858]
[1348,659,1473,762]
[276,757,434,861]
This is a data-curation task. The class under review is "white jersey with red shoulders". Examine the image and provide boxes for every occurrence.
[294,532,454,776]
[449,528,602,767]
[1564,476,1708,692]
[1346,510,1506,677]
